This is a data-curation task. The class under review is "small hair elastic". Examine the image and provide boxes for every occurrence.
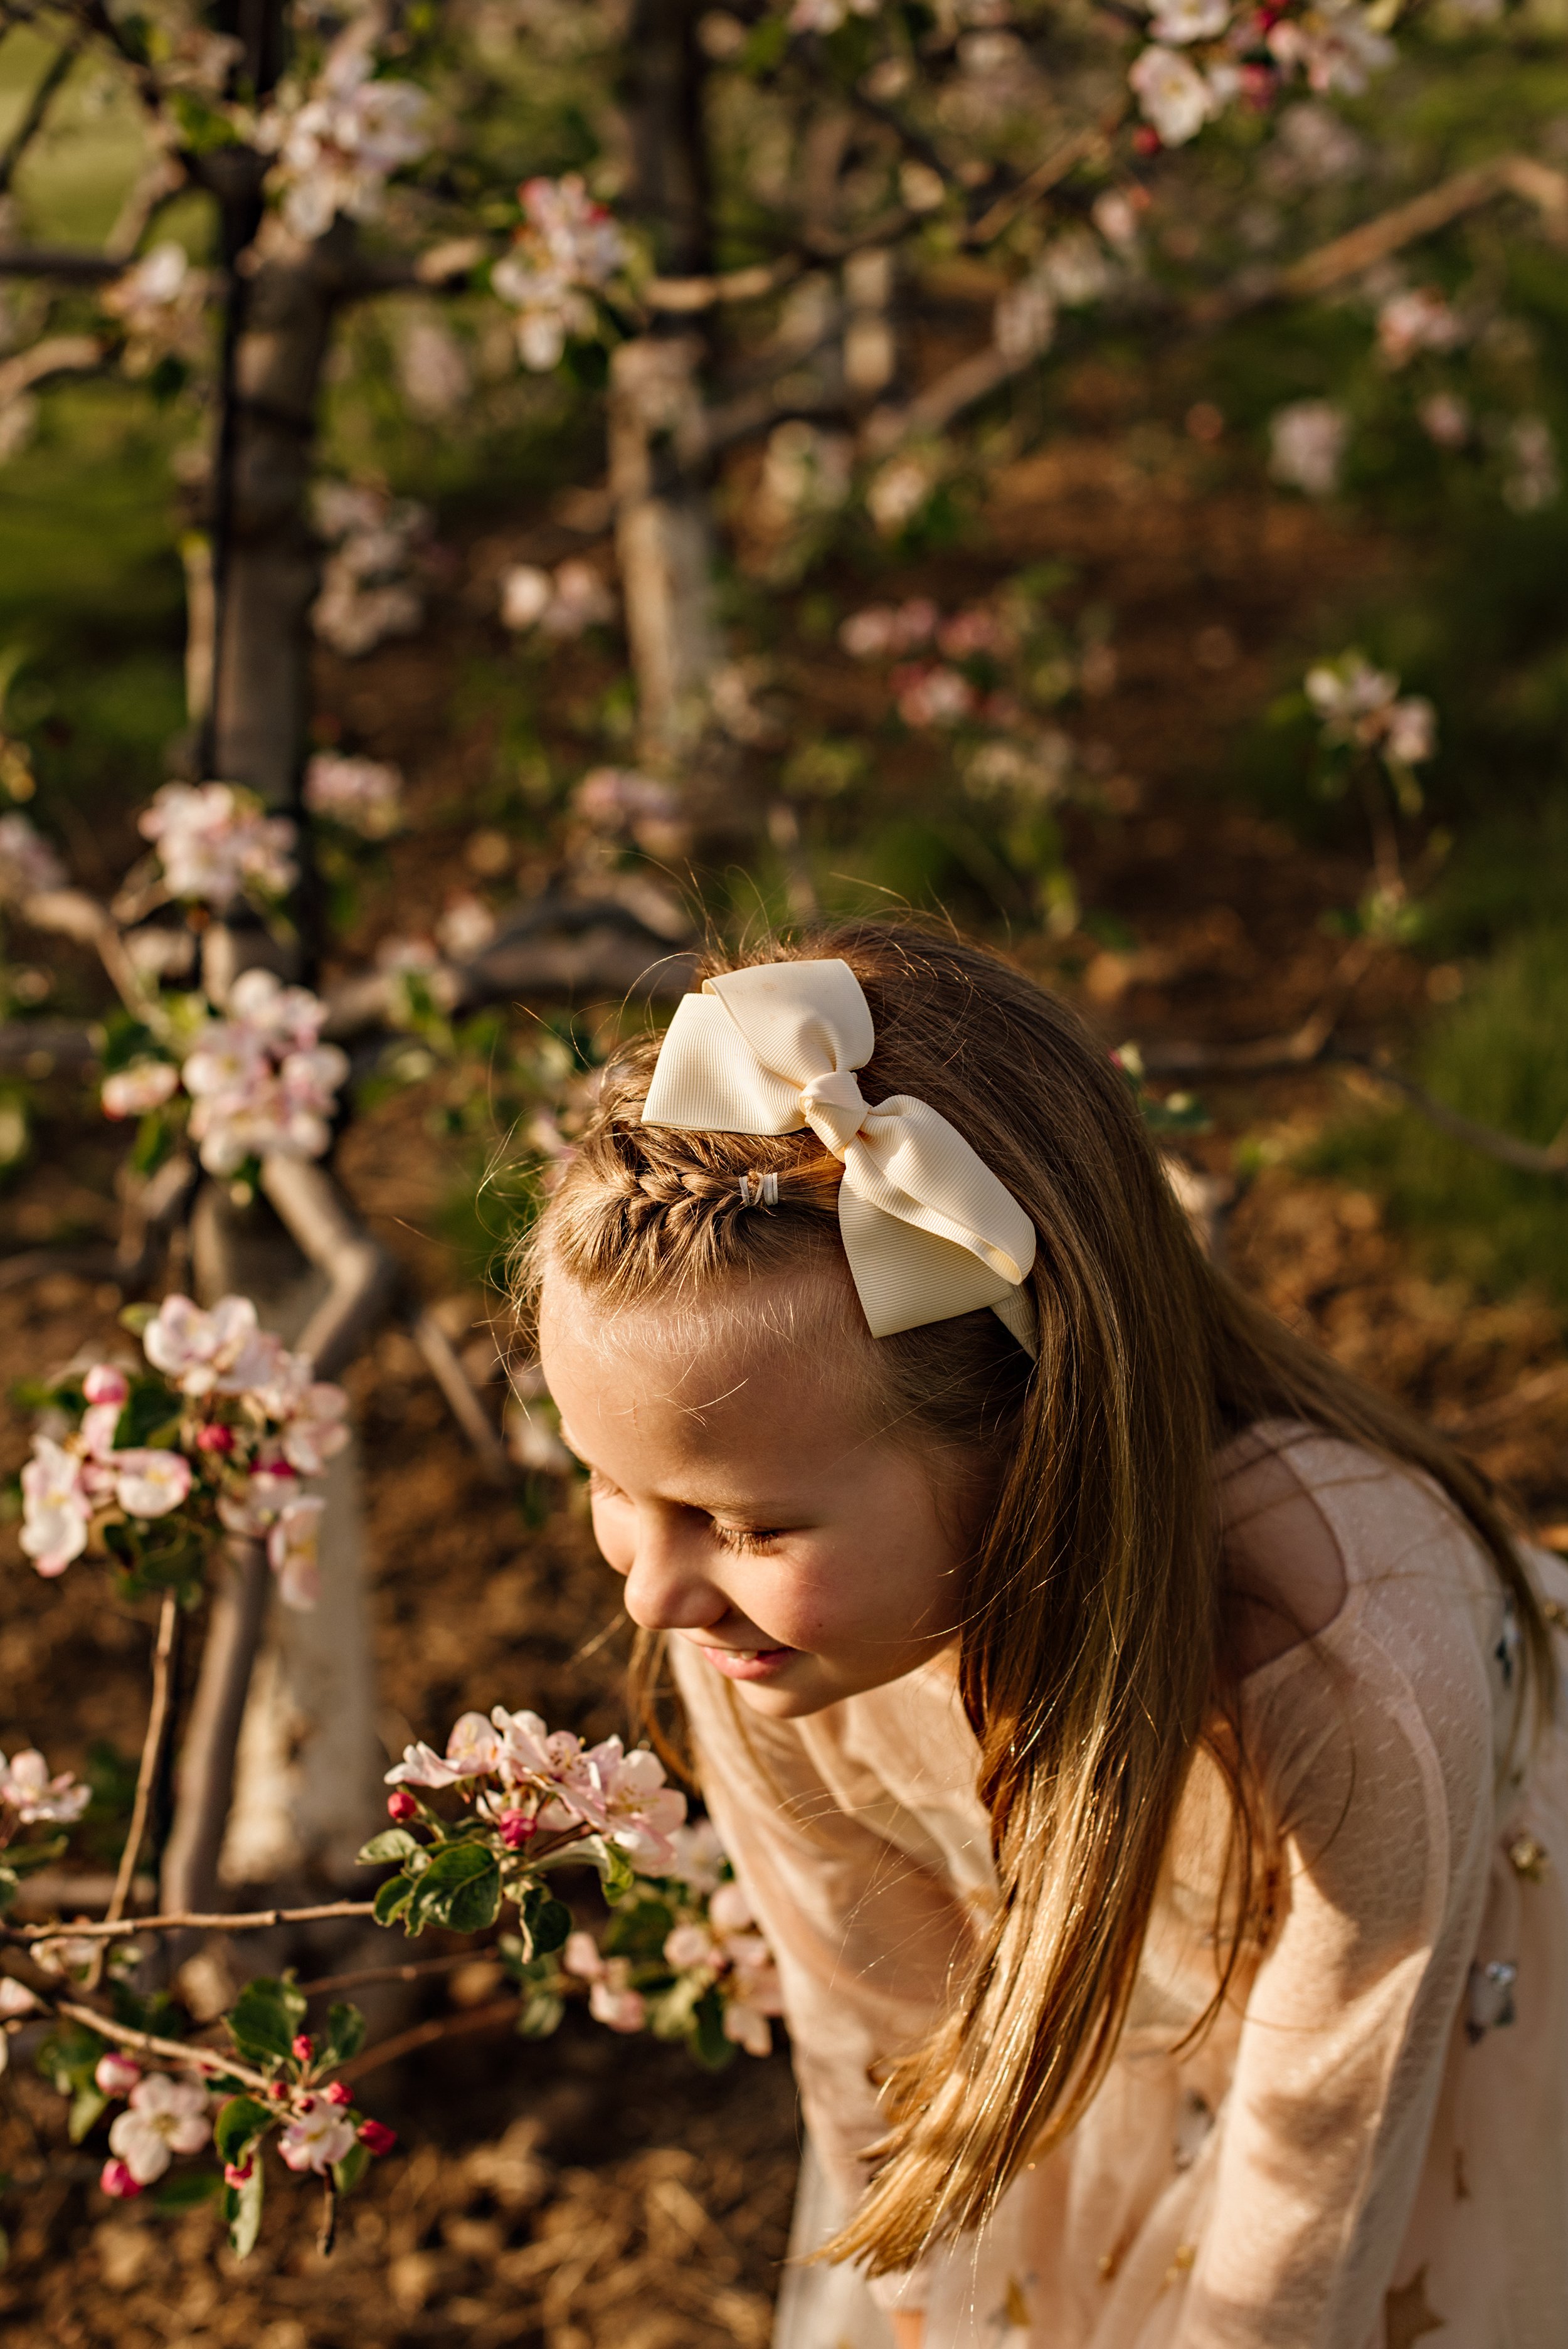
[643,958,1037,1353]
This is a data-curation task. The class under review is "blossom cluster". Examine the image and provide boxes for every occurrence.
[492,175,628,372]
[572,766,683,852]
[304,751,405,839]
[0,1744,90,1831]
[1128,1,1393,151]
[499,558,616,639]
[18,1291,349,1607]
[311,481,430,658]
[142,967,348,1177]
[259,25,432,243]
[385,1706,687,1871]
[1305,653,1437,772]
[564,1871,783,2057]
[839,594,1054,742]
[100,242,208,376]
[138,782,297,913]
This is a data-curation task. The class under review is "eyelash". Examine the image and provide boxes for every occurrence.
[586,1477,781,1554]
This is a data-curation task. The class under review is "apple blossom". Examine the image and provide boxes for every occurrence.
[223,2159,255,2188]
[894,665,976,729]
[0,811,66,901]
[304,752,404,839]
[573,768,682,841]
[113,1449,194,1519]
[492,175,627,372]
[1269,399,1349,497]
[663,1922,715,1970]
[100,2158,143,2199]
[139,782,298,911]
[498,1810,538,1849]
[260,26,432,243]
[1377,288,1465,369]
[1128,45,1216,146]
[1503,416,1560,515]
[1419,392,1471,450]
[561,1934,645,2030]
[102,1060,181,1120]
[107,2072,211,2184]
[279,1383,350,1474]
[0,1979,40,2020]
[292,2033,315,2062]
[268,1495,325,1610]
[278,2098,357,2173]
[326,2080,353,2106]
[0,1747,90,1824]
[385,1739,471,1790]
[435,894,497,963]
[95,2050,142,2095]
[664,1818,728,1896]
[83,1365,129,1408]
[144,1294,271,1397]
[19,1438,91,1576]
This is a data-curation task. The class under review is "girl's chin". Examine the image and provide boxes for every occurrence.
[693,1641,798,1684]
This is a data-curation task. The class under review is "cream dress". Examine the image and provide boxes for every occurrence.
[670,1424,1568,2349]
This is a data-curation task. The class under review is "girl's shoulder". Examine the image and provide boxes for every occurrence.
[1215,1417,1500,1685]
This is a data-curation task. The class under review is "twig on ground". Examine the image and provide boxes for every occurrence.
[409,1305,513,1485]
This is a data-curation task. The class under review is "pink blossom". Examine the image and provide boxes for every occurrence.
[722,1997,775,2057]
[435,894,496,963]
[195,1421,235,1454]
[1419,392,1471,450]
[839,606,898,659]
[492,175,627,371]
[81,1404,123,1464]
[0,1978,40,2020]
[497,1809,537,1849]
[358,2117,396,2155]
[589,1976,647,2032]
[1377,287,1464,369]
[19,1437,91,1576]
[144,1295,277,1397]
[279,1382,350,1474]
[664,1819,727,1896]
[1269,399,1348,497]
[113,1448,193,1520]
[223,2159,254,2187]
[325,2080,353,2106]
[83,1365,129,1408]
[0,812,65,901]
[278,2101,356,2173]
[663,1922,715,1970]
[445,1710,508,1777]
[292,2032,315,2063]
[1129,44,1216,144]
[304,753,404,839]
[385,1741,471,1790]
[102,1060,180,1120]
[893,664,976,729]
[573,768,682,840]
[268,1496,324,1610]
[938,607,1010,660]
[260,27,432,243]
[95,2051,142,2095]
[1266,6,1393,95]
[139,782,297,911]
[107,2073,210,2185]
[100,2158,143,2199]
[0,1747,89,1825]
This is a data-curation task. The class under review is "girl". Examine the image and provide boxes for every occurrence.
[524,924,1568,2349]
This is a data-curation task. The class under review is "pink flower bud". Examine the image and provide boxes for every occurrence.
[94,2050,142,2096]
[497,1810,537,1849]
[223,2159,254,2188]
[269,2079,290,2101]
[386,1789,418,1823]
[325,2079,352,2107]
[195,1421,235,1453]
[292,2033,314,2064]
[357,2119,396,2156]
[100,2158,142,2199]
[83,1365,129,1407]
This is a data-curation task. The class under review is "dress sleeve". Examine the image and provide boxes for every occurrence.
[669,1642,979,2217]
[1173,1525,1500,2346]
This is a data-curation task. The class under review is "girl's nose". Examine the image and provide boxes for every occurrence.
[621,1514,726,1634]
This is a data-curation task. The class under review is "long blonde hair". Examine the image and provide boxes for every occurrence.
[517,920,1549,2273]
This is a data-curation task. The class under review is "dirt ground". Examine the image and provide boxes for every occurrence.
[2,428,1566,2348]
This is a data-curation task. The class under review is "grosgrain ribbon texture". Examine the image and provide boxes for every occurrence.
[640,960,1038,1350]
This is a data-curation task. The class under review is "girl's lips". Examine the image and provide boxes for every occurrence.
[693,1641,796,1683]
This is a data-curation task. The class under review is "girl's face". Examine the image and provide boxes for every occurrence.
[539,1271,975,1719]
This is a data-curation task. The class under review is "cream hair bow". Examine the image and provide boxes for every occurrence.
[641,958,1038,1352]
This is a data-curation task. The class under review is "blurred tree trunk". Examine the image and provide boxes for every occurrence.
[612,0,723,768]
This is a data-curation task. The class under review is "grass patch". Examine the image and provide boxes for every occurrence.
[1308,925,1568,1306]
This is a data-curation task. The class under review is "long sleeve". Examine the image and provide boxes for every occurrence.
[1165,1464,1504,2348]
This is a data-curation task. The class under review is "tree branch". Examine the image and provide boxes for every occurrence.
[157,1535,272,1916]
[0,332,107,404]
[2,1897,377,1946]
[257,1157,397,1379]
[408,1304,512,1485]
[0,33,83,199]
[17,886,162,1027]
[44,1995,272,2092]
[0,244,120,282]
[90,1593,180,1989]
[333,1995,521,2085]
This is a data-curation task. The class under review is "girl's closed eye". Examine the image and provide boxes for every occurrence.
[710,1520,785,1554]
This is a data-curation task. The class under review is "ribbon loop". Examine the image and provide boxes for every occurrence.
[641,960,1037,1352]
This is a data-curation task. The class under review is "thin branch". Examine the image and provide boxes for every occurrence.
[258,1157,397,1379]
[88,1593,179,1990]
[45,1995,272,2092]
[0,245,119,283]
[0,332,106,403]
[157,1535,272,1916]
[333,1995,521,2085]
[0,34,83,199]
[17,886,162,1028]
[295,1948,493,2000]
[964,121,1115,248]
[409,1305,513,1485]
[647,252,803,314]
[1336,1051,1568,1177]
[2,1897,376,1946]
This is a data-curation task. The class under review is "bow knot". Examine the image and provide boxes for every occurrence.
[641,960,1037,1353]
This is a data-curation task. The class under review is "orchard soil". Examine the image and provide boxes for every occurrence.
[4,428,1568,2349]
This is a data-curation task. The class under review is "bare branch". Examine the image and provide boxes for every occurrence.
[258,1157,397,1379]
[0,332,107,403]
[647,252,803,314]
[2,1896,377,1946]
[334,1995,521,2086]
[0,34,83,199]
[409,1305,512,1485]
[295,1948,492,2000]
[90,1593,180,1990]
[0,244,120,283]
[1337,1052,1568,1177]
[17,886,161,1027]
[157,1535,272,1916]
[964,122,1116,248]
[45,1995,272,2092]
[105,152,188,262]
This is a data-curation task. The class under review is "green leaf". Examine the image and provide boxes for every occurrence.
[7,1835,67,1877]
[687,1988,736,2074]
[443,1857,502,1934]
[331,2141,371,2198]
[36,2023,103,2095]
[373,1872,414,1929]
[573,1834,634,1902]
[68,2084,109,2144]
[406,1838,497,1935]
[324,2003,366,2064]
[227,1978,306,2063]
[356,1827,421,1866]
[0,1867,16,1914]
[225,2160,264,2260]
[515,1988,564,2040]
[602,1896,674,1961]
[153,2167,223,2210]
[214,2094,273,2168]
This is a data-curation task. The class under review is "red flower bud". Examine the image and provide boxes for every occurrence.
[498,1810,537,1850]
[223,2159,254,2188]
[387,1788,418,1823]
[291,2033,314,2063]
[100,2158,142,2199]
[269,2079,290,2101]
[1132,125,1161,157]
[357,2119,396,2157]
[195,1421,236,1453]
[325,2079,353,2107]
